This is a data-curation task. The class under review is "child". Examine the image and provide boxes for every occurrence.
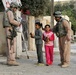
[30,22,44,65]
[43,25,54,66]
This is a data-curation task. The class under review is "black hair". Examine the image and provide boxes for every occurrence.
[35,22,43,27]
[21,6,29,14]
[45,24,50,28]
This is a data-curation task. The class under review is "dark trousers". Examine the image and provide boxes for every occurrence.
[36,44,43,63]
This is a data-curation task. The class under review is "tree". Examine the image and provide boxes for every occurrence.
[0,1,4,11]
[21,0,50,17]
[54,1,62,11]
[54,1,76,34]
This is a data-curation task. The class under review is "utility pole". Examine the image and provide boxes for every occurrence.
[51,0,58,47]
[51,0,54,28]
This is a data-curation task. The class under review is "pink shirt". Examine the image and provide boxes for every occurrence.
[43,31,54,46]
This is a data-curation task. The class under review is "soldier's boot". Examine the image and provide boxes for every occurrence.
[61,63,69,68]
[7,61,19,66]
[12,61,19,66]
[7,61,13,65]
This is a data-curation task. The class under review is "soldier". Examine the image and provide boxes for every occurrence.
[3,2,21,66]
[53,11,71,68]
[21,6,30,52]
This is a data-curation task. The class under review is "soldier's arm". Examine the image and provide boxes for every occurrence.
[63,20,71,40]
[7,11,20,26]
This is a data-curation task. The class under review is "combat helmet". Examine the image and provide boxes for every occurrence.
[10,2,18,8]
[53,11,62,17]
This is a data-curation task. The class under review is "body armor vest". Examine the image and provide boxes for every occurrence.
[3,9,17,28]
[54,18,67,37]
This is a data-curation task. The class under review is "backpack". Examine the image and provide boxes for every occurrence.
[3,10,11,28]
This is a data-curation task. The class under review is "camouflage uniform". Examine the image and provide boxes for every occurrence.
[3,2,20,66]
[53,11,71,68]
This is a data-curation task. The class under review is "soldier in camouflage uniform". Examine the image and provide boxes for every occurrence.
[3,2,21,66]
[53,11,71,68]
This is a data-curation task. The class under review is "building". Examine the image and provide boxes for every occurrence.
[54,0,71,2]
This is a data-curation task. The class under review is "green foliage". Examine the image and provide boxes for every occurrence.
[21,0,50,17]
[0,1,4,11]
[54,2,62,11]
[54,1,76,32]
[45,2,51,16]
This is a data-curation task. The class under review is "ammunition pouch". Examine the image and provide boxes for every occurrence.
[56,32,67,37]
[7,27,17,40]
[54,26,67,37]
[53,18,67,37]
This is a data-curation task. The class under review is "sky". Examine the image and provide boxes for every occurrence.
[54,0,70,1]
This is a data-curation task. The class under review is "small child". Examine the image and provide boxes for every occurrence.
[30,22,44,66]
[43,25,54,66]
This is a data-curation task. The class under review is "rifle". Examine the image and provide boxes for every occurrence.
[9,26,17,50]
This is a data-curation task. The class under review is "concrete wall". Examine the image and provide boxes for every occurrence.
[28,16,36,51]
[0,12,7,55]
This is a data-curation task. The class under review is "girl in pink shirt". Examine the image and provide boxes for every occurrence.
[43,25,54,66]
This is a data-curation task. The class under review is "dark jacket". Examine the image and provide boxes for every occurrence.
[34,29,43,44]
